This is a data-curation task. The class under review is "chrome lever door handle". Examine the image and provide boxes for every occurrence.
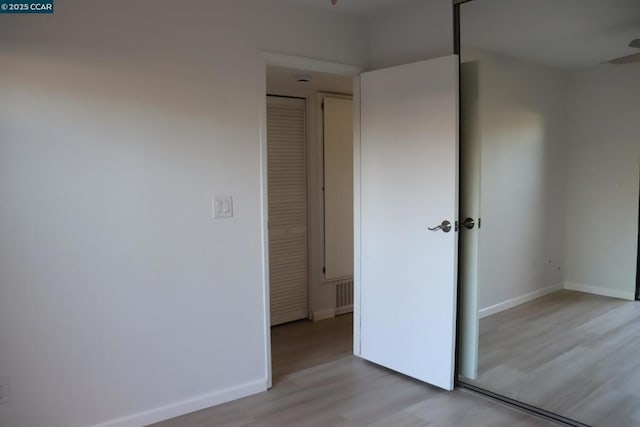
[462,217,475,230]
[428,220,452,233]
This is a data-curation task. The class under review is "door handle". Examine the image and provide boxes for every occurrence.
[462,217,475,230]
[428,220,452,233]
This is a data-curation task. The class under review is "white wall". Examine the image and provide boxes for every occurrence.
[463,51,568,313]
[323,96,354,281]
[369,0,453,69]
[564,64,640,299]
[0,2,369,426]
[463,51,640,312]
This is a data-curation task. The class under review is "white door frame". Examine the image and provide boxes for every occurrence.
[258,52,362,388]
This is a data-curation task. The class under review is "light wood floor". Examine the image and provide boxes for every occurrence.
[152,313,553,427]
[271,313,353,384]
[465,290,640,427]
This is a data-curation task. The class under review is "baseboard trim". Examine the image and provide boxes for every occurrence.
[479,284,562,319]
[313,308,336,321]
[563,282,636,301]
[335,305,353,316]
[92,378,267,427]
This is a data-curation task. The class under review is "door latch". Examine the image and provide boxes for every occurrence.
[428,220,452,233]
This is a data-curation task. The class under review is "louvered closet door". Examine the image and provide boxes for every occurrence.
[267,96,308,326]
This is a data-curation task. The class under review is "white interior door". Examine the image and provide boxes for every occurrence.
[358,55,459,391]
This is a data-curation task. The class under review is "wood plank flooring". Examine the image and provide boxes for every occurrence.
[271,313,353,384]
[152,314,553,427]
[464,290,640,427]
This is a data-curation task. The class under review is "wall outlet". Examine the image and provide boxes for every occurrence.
[0,377,9,404]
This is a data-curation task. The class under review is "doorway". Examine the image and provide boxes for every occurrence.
[261,52,462,392]
[264,58,357,385]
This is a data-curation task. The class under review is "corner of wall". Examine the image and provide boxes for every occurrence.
[563,282,636,301]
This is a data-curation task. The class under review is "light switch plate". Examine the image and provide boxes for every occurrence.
[213,195,233,218]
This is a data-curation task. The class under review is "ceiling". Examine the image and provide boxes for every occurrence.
[281,0,640,70]
[282,0,417,19]
[461,0,640,70]
[267,65,353,97]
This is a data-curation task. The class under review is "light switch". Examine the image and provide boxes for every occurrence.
[213,195,233,218]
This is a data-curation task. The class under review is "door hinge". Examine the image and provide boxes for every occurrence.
[322,267,326,274]
[321,101,324,110]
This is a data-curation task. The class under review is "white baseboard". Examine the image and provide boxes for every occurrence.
[479,284,563,319]
[92,378,266,427]
[563,282,636,301]
[335,304,353,316]
[313,308,336,321]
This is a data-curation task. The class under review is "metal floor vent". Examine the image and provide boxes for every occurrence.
[334,277,354,315]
